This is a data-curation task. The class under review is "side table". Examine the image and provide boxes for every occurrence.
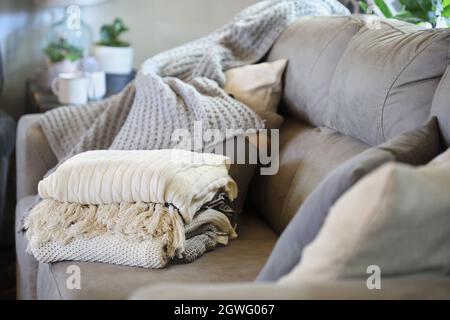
[25,71,136,114]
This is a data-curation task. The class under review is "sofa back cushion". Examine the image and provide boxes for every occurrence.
[266,16,364,127]
[327,18,450,146]
[250,119,367,234]
[253,15,450,237]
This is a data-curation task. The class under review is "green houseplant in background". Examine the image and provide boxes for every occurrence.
[42,38,84,89]
[98,18,130,47]
[359,0,450,28]
[92,18,134,75]
[44,38,84,63]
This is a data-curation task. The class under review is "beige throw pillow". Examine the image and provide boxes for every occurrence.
[224,59,288,129]
[280,148,450,284]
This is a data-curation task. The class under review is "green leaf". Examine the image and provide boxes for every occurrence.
[399,0,432,13]
[359,1,368,13]
[375,0,393,18]
[113,18,125,33]
[443,6,450,18]
[394,10,427,23]
[43,39,83,63]
[98,18,130,47]
[397,1,426,17]
[395,13,426,24]
[444,0,450,7]
[399,0,434,21]
[418,0,432,11]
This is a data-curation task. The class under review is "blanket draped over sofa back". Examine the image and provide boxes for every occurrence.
[39,0,350,162]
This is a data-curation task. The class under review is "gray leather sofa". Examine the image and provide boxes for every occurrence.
[15,15,450,299]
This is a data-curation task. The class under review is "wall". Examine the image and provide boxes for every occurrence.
[0,0,257,118]
[0,0,47,118]
[83,0,258,68]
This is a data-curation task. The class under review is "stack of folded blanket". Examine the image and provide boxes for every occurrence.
[25,149,238,268]
[25,0,350,269]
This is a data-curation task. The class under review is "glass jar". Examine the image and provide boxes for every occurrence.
[46,4,92,58]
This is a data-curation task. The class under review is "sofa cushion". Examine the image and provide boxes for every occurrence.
[250,118,368,234]
[35,212,276,299]
[266,16,364,126]
[129,277,450,300]
[257,118,441,281]
[15,196,39,300]
[224,59,287,130]
[281,148,450,284]
[327,18,450,146]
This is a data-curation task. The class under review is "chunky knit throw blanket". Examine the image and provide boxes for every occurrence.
[25,150,238,268]
[39,0,349,162]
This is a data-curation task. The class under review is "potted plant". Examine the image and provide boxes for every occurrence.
[43,37,84,88]
[359,0,450,28]
[92,18,133,75]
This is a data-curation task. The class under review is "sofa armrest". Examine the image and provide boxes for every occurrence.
[16,114,57,200]
[129,277,450,300]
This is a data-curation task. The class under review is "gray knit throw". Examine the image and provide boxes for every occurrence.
[40,0,349,161]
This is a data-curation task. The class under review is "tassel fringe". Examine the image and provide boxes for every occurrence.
[24,199,185,257]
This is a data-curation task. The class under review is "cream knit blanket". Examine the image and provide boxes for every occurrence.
[25,150,238,268]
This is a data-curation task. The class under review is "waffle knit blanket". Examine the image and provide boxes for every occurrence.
[25,150,238,268]
[39,0,349,162]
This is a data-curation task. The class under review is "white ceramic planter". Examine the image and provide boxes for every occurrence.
[92,45,134,75]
